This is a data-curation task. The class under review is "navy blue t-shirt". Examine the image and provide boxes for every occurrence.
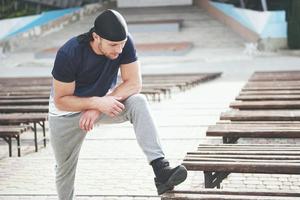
[52,35,137,97]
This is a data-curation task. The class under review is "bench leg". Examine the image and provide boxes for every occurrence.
[1,136,13,157]
[204,171,230,188]
[223,136,239,144]
[33,122,38,152]
[16,135,21,157]
[204,171,214,188]
[8,137,12,157]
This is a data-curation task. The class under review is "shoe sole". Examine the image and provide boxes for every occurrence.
[157,165,187,195]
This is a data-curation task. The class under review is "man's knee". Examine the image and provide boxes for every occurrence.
[125,93,148,108]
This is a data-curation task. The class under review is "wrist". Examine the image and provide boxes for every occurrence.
[90,96,102,111]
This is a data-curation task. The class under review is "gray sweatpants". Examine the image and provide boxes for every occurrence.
[49,94,165,200]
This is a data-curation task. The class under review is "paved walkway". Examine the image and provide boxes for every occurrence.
[0,75,242,199]
[1,4,300,200]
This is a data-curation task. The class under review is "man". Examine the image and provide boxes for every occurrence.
[49,9,187,200]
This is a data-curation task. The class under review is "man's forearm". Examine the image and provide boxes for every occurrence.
[108,80,142,100]
[54,95,99,112]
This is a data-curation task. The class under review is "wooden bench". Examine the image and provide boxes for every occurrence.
[162,189,300,199]
[236,95,300,101]
[0,95,50,100]
[220,110,300,121]
[249,71,300,81]
[0,99,49,106]
[0,125,31,157]
[239,90,300,95]
[0,77,52,86]
[0,105,49,113]
[207,123,300,143]
[0,91,50,96]
[0,73,221,102]
[230,100,300,109]
[245,81,300,87]
[141,89,164,102]
[182,144,300,188]
[0,113,48,153]
[242,87,300,91]
[0,86,51,92]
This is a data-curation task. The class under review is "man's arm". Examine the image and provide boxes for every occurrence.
[108,60,142,100]
[76,60,141,131]
[53,79,124,116]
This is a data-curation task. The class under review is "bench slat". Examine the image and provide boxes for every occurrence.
[0,113,47,124]
[162,189,300,200]
[185,154,300,160]
[207,124,300,138]
[0,105,49,113]
[230,100,300,109]
[220,110,300,121]
[242,87,300,91]
[0,99,49,106]
[183,160,300,173]
[236,95,300,100]
[240,90,300,95]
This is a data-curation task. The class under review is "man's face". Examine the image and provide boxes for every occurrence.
[93,33,127,60]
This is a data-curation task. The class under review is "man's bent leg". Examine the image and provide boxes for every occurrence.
[49,113,86,200]
[96,94,187,194]
[122,94,165,162]
[123,94,187,194]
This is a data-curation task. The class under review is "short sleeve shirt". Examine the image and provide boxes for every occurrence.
[52,34,137,97]
[49,34,137,116]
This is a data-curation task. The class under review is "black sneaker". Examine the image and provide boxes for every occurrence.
[151,158,187,195]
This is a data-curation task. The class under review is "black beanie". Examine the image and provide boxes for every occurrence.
[94,9,128,42]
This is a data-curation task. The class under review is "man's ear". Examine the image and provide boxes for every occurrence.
[92,32,99,41]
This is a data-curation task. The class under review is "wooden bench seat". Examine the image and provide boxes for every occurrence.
[242,87,300,91]
[207,123,300,143]
[141,89,164,102]
[0,95,49,100]
[0,91,50,96]
[0,86,51,92]
[0,77,52,86]
[220,110,300,121]
[0,105,49,113]
[182,144,300,188]
[0,99,49,106]
[236,95,300,101]
[250,74,300,81]
[143,82,189,91]
[0,113,48,153]
[0,125,31,157]
[239,90,300,95]
[249,71,300,81]
[0,73,221,102]
[230,100,300,109]
[245,81,300,87]
[162,189,300,199]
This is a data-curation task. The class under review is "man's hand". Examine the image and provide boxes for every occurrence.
[79,109,101,132]
[97,96,125,117]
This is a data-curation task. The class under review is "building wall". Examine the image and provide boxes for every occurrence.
[194,0,287,50]
[117,0,193,8]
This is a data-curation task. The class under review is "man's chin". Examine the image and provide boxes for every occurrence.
[110,54,119,60]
